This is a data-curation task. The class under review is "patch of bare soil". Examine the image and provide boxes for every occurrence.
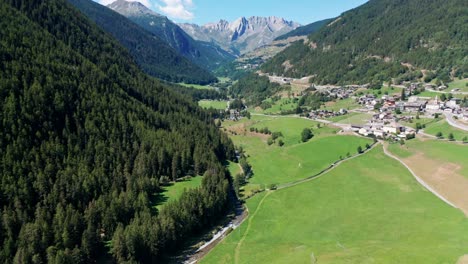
[457,255,468,264]
[403,152,468,216]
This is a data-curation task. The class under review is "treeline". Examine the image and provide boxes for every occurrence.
[262,0,467,84]
[0,0,235,263]
[230,73,283,106]
[274,18,333,41]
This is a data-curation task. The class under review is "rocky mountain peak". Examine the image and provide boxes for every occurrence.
[108,0,162,17]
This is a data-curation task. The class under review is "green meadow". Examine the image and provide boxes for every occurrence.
[423,119,468,141]
[249,116,337,146]
[329,112,372,125]
[321,98,360,112]
[202,147,468,263]
[388,139,468,178]
[178,82,215,90]
[199,100,228,110]
[448,78,468,92]
[153,176,203,210]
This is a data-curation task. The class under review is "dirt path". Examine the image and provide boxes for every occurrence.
[234,191,272,264]
[382,143,458,209]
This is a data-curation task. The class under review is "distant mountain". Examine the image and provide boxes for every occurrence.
[275,18,333,41]
[179,16,301,56]
[108,0,234,71]
[262,0,468,85]
[68,0,216,84]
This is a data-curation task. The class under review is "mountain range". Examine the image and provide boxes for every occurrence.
[108,0,235,71]
[179,16,301,56]
[68,0,217,84]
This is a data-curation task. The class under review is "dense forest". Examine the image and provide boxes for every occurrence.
[68,0,217,85]
[274,18,333,41]
[0,0,235,263]
[262,0,468,84]
[230,73,283,106]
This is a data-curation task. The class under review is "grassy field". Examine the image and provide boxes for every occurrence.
[448,78,468,92]
[263,98,298,114]
[417,90,465,99]
[388,139,468,177]
[329,112,373,125]
[248,116,337,146]
[178,83,215,90]
[225,115,370,186]
[400,117,439,129]
[423,119,468,141]
[321,98,360,111]
[202,146,468,264]
[199,100,228,110]
[153,176,203,210]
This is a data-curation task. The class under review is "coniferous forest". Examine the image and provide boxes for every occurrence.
[262,0,468,85]
[0,0,235,263]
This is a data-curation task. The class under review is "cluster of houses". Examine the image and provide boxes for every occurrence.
[352,122,416,140]
[307,109,348,119]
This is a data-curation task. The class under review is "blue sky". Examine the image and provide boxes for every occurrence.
[98,0,369,25]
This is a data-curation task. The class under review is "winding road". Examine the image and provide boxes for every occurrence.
[444,112,468,132]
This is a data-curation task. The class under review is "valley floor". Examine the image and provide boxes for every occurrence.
[200,115,468,264]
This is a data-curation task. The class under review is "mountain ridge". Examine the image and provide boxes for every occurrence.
[108,0,235,71]
[69,0,217,84]
[179,16,300,56]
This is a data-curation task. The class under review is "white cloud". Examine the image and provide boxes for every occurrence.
[157,0,194,20]
[98,0,152,8]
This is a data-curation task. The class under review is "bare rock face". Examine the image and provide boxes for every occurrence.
[179,16,300,56]
[107,0,234,70]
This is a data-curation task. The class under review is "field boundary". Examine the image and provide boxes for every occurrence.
[382,143,458,209]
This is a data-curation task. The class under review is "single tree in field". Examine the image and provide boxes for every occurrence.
[357,146,363,154]
[278,139,284,147]
[462,136,468,143]
[301,128,313,142]
[365,143,371,149]
[436,131,443,138]
[448,133,455,141]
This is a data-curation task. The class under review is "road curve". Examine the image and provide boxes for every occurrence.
[382,143,458,209]
[444,113,468,132]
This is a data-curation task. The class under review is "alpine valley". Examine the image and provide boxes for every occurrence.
[1,0,467,264]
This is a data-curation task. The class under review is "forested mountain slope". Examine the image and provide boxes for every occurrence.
[108,0,235,71]
[274,18,333,41]
[0,0,234,263]
[68,0,216,84]
[262,0,468,85]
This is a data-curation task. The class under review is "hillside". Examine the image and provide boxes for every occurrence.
[179,16,300,56]
[0,0,235,262]
[274,18,333,41]
[68,0,216,84]
[262,0,468,85]
[108,0,235,71]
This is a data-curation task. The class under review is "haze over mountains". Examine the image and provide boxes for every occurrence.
[179,16,301,56]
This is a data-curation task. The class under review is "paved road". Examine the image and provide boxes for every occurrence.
[382,143,458,209]
[444,112,468,132]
